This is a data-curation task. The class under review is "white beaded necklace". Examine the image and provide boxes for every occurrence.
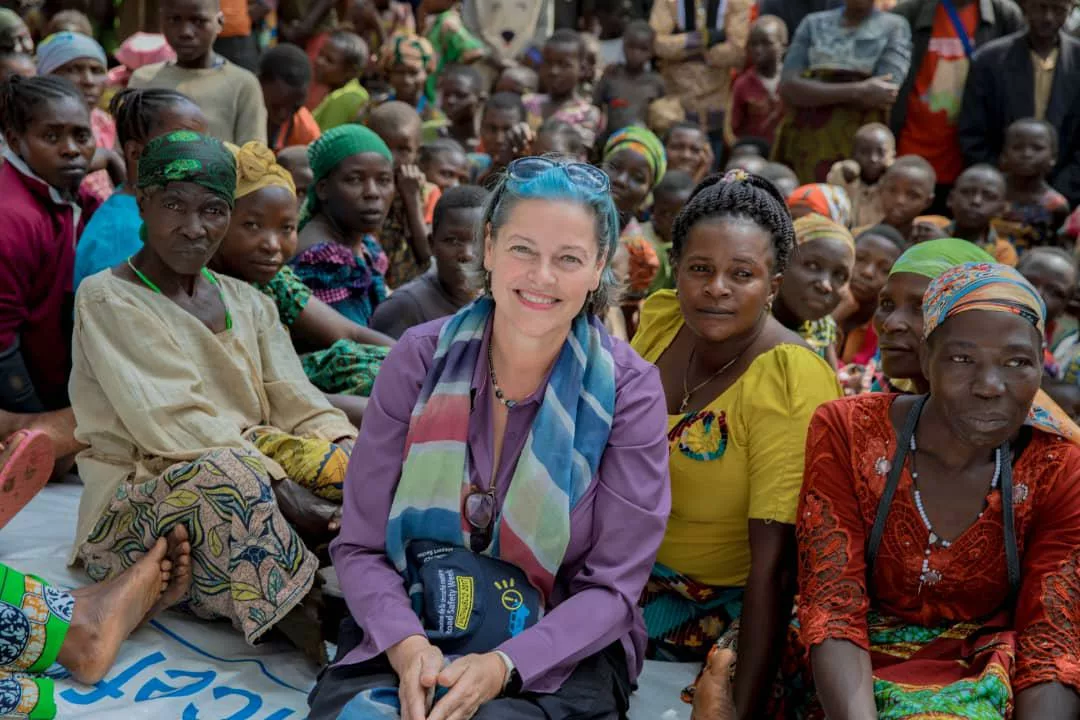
[908,432,1002,592]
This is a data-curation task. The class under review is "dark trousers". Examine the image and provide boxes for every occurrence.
[213,34,260,72]
[308,617,632,719]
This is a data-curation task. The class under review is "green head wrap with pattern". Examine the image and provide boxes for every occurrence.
[137,130,237,207]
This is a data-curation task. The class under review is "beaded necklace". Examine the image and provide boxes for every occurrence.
[126,256,233,330]
[908,432,1001,592]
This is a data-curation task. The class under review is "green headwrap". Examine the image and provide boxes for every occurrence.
[300,124,394,229]
[602,124,667,189]
[889,238,995,279]
[137,130,237,207]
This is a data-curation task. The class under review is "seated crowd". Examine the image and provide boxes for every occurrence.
[3,0,1080,717]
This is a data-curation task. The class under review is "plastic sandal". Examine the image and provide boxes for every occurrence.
[0,429,54,530]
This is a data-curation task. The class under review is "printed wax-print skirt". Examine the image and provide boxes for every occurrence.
[771,69,887,184]
[246,427,351,501]
[78,448,319,644]
[773,610,1015,719]
[301,339,390,398]
[641,563,743,663]
[0,564,73,720]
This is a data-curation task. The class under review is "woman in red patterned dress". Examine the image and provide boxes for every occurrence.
[788,262,1080,719]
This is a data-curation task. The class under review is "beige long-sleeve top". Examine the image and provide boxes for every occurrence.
[69,270,355,561]
[649,0,753,129]
[128,60,268,145]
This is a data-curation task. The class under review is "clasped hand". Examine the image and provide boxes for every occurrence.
[390,637,509,720]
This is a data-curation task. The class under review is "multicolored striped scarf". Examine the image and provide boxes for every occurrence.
[385,296,616,604]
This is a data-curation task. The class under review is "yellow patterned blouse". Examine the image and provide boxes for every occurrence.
[632,290,842,586]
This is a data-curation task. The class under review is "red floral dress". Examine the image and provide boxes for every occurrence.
[782,394,1080,718]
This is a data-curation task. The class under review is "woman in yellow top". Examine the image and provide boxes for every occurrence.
[633,170,842,718]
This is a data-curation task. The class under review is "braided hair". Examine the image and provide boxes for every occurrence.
[671,170,796,274]
[1,75,86,137]
[110,87,199,147]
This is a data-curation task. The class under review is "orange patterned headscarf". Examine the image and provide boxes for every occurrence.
[923,262,1045,340]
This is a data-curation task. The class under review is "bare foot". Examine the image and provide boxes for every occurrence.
[277,584,328,667]
[59,538,170,684]
[691,648,736,720]
[144,525,193,620]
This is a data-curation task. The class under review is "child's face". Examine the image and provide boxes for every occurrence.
[852,128,894,184]
[622,29,653,71]
[53,57,107,109]
[279,158,314,205]
[666,127,707,176]
[218,185,299,284]
[480,106,522,158]
[4,18,32,54]
[380,121,422,166]
[1019,253,1077,323]
[651,188,691,243]
[747,23,785,72]
[7,96,95,193]
[0,54,35,82]
[495,67,538,95]
[778,236,854,322]
[161,0,222,67]
[541,41,581,97]
[880,166,934,228]
[433,206,483,294]
[421,150,469,191]
[261,77,308,128]
[390,63,427,105]
[314,40,358,88]
[439,73,480,123]
[532,130,584,161]
[604,148,654,215]
[947,167,1007,231]
[850,233,901,305]
[321,153,396,233]
[1002,123,1056,179]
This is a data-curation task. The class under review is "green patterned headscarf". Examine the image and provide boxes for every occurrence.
[602,124,667,189]
[137,130,238,207]
[300,124,394,229]
[889,238,994,279]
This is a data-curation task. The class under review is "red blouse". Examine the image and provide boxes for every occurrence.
[797,394,1080,691]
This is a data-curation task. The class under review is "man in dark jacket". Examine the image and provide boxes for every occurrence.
[890,0,1024,213]
[958,0,1080,206]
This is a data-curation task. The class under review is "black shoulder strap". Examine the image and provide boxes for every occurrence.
[866,395,927,576]
[1001,444,1021,600]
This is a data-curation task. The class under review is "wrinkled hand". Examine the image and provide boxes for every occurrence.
[388,636,445,720]
[696,141,715,182]
[691,648,736,720]
[348,0,380,32]
[427,653,508,720]
[858,75,899,110]
[508,122,535,159]
[396,164,426,208]
[909,219,949,244]
[836,159,860,184]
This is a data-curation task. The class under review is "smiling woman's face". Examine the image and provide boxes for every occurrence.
[484,197,603,342]
[923,309,1042,448]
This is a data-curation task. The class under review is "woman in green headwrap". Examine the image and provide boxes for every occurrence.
[292,124,396,327]
[872,237,1080,444]
[602,125,666,333]
[70,131,358,662]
